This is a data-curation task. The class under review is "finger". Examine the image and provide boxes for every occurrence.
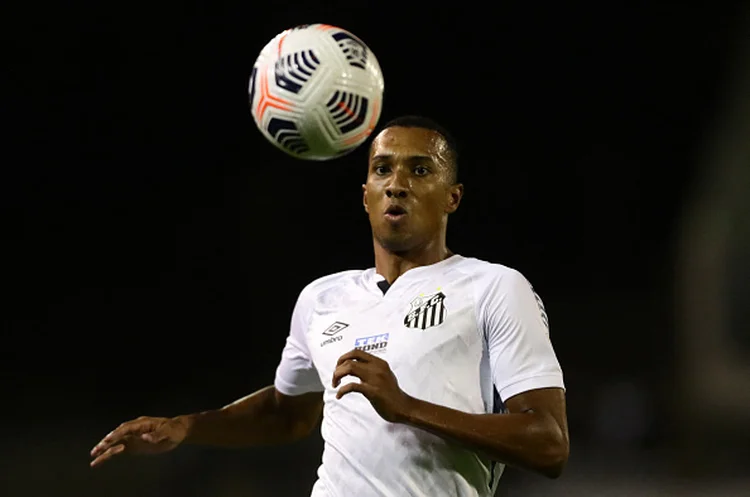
[335,382,372,400]
[336,348,374,367]
[90,444,125,468]
[91,431,126,456]
[91,437,116,457]
[92,421,153,455]
[332,360,368,388]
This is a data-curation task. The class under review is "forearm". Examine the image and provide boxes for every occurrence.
[177,386,306,448]
[401,397,568,478]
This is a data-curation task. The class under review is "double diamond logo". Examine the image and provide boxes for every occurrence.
[322,321,349,336]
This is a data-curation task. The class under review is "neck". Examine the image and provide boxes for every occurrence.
[373,237,453,284]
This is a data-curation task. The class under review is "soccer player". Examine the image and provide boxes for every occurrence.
[90,116,569,496]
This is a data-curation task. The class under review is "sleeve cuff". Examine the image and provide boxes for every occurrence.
[498,374,565,403]
[274,375,324,397]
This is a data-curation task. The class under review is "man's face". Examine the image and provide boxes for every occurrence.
[363,126,463,253]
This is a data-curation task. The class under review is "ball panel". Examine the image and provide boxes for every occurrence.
[272,49,321,96]
[267,117,310,155]
[325,90,369,134]
[248,66,258,111]
[331,31,369,70]
[298,108,342,161]
[339,96,380,149]
[251,62,296,129]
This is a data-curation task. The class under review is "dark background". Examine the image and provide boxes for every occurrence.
[5,2,750,496]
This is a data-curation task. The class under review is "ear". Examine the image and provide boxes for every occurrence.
[362,184,369,214]
[445,183,463,214]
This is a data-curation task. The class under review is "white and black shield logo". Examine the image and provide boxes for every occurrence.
[404,292,447,330]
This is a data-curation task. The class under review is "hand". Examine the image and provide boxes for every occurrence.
[89,415,189,468]
[332,349,413,423]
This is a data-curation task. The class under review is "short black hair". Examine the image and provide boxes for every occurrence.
[376,115,459,183]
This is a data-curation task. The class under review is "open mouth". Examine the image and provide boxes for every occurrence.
[385,205,407,220]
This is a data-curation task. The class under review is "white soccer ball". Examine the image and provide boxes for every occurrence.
[248,24,385,161]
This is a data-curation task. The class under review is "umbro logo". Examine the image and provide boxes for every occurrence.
[320,321,349,348]
[322,321,349,336]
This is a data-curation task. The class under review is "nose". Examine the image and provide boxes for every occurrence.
[386,188,407,199]
[385,172,409,199]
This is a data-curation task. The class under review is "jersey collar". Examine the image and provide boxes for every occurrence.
[365,254,463,296]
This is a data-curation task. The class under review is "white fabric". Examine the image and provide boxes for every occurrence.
[274,255,564,497]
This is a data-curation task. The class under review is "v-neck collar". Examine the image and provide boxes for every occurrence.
[365,254,463,296]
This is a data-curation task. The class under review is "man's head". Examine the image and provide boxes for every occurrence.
[362,116,463,254]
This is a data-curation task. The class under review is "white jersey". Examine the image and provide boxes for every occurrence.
[274,255,564,497]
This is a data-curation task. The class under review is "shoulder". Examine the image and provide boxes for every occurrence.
[457,258,548,335]
[451,257,540,314]
[453,256,532,291]
[297,269,366,305]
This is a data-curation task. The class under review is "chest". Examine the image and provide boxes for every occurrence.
[306,278,483,384]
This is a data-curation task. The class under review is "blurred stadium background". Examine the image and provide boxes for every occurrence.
[4,2,749,496]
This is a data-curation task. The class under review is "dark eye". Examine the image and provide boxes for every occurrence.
[414,165,429,176]
[374,165,389,175]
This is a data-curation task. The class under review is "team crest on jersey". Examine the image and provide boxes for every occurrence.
[404,292,447,330]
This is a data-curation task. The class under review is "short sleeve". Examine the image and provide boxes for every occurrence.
[480,269,565,403]
[274,286,325,396]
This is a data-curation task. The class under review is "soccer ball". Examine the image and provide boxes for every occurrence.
[248,24,385,161]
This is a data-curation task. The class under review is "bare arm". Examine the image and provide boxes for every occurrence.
[332,349,569,479]
[90,385,323,467]
[401,387,569,478]
[180,385,323,447]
